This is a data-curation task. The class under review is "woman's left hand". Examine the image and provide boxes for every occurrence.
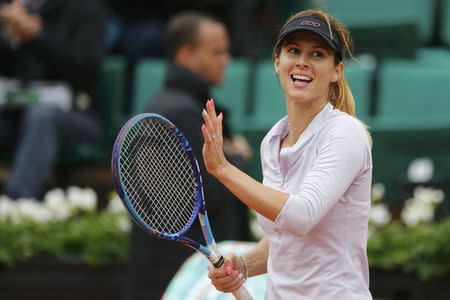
[201,98,229,177]
[207,253,245,293]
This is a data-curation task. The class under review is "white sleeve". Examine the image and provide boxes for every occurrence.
[274,119,368,236]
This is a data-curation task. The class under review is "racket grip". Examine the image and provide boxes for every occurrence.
[232,285,253,300]
[212,255,253,299]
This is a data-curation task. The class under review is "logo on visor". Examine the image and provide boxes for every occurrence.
[300,20,321,28]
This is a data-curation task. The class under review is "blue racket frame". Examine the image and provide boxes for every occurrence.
[111,113,221,264]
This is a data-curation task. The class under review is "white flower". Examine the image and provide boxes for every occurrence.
[369,203,391,227]
[371,183,385,203]
[67,186,97,212]
[116,215,131,232]
[0,195,17,220]
[16,198,52,223]
[407,157,434,183]
[401,200,434,227]
[107,193,126,213]
[44,188,71,220]
[400,186,444,227]
[413,186,444,206]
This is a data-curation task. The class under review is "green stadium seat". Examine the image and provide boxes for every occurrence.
[97,56,127,139]
[417,48,450,66]
[442,0,450,46]
[371,59,450,203]
[61,143,109,164]
[374,59,450,130]
[322,0,433,42]
[345,58,374,124]
[247,60,286,132]
[241,60,285,180]
[61,56,127,164]
[321,0,434,58]
[132,59,166,115]
[212,59,250,133]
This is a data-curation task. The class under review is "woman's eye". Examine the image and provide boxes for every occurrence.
[288,48,300,55]
[312,51,324,57]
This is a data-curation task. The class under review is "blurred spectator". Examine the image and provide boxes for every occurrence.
[103,0,285,120]
[105,0,167,60]
[0,0,106,199]
[104,0,234,60]
[104,0,236,117]
[230,0,282,59]
[124,11,251,300]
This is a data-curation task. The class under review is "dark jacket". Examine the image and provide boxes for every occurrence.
[125,64,244,300]
[0,0,106,111]
[147,64,234,215]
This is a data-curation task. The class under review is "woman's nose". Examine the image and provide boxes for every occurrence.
[295,53,309,68]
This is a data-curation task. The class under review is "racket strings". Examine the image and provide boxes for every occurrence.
[136,138,192,230]
[123,128,194,233]
[119,118,198,234]
[125,130,193,231]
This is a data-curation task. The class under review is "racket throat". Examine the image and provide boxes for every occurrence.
[207,241,224,267]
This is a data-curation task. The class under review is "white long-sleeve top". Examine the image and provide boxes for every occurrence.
[257,103,373,300]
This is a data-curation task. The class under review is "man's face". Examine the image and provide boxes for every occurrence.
[189,21,230,86]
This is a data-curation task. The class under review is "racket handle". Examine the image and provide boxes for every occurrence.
[232,285,253,300]
[212,255,253,299]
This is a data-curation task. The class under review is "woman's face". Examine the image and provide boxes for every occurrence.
[274,30,343,106]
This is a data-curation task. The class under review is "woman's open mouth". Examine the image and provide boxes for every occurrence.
[291,74,313,86]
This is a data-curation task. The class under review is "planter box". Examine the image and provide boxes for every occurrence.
[2,259,450,300]
[0,257,126,300]
[370,268,450,300]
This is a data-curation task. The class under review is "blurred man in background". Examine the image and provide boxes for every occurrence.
[124,11,251,300]
[0,0,106,199]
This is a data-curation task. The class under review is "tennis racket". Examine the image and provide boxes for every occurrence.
[111,113,253,300]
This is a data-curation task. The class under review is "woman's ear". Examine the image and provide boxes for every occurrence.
[274,55,280,75]
[331,61,344,83]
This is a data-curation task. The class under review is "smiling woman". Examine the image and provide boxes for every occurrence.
[201,9,373,300]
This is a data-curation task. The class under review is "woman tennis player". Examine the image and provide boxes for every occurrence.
[201,9,373,299]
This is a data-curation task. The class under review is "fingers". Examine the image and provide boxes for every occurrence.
[202,106,215,142]
[207,253,245,293]
[206,99,223,137]
[201,99,222,142]
[201,121,213,143]
[206,98,217,121]
[208,265,244,293]
[215,271,244,292]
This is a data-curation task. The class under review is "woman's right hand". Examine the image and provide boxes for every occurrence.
[208,253,246,293]
[201,99,230,177]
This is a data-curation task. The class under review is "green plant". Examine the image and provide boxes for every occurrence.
[0,188,130,267]
[368,218,450,280]
[367,185,450,280]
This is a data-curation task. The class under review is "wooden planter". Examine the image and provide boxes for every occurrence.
[370,268,450,300]
[2,259,449,300]
[0,257,126,300]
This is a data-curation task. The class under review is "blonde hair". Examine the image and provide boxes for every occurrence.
[274,9,372,144]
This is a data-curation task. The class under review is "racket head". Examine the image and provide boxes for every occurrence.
[111,113,204,240]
